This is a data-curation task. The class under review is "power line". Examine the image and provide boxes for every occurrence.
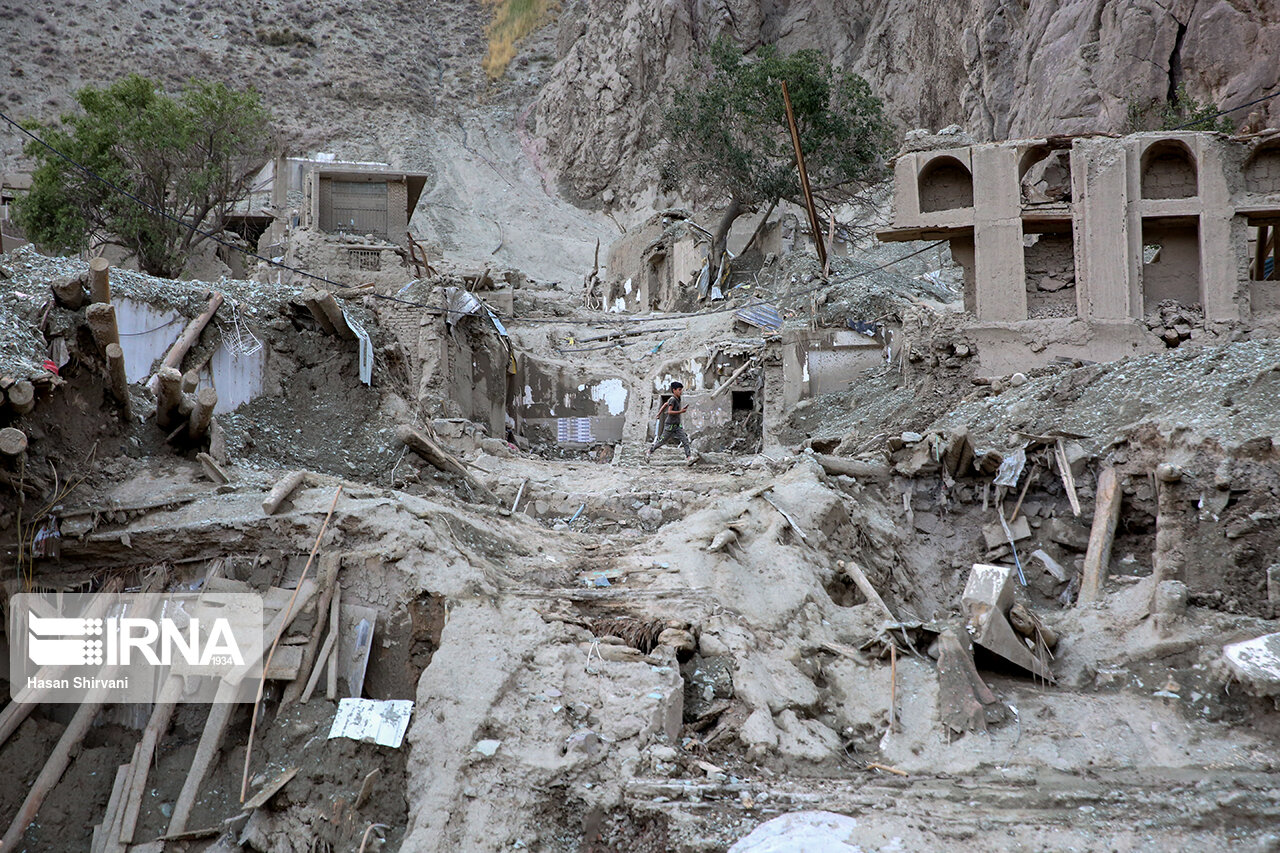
[0,107,946,331]
[1169,87,1280,131]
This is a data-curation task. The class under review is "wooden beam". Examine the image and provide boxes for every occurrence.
[148,292,223,391]
[118,676,182,844]
[1077,466,1123,605]
[154,367,184,430]
[2,696,104,849]
[781,80,827,273]
[708,359,757,400]
[262,471,306,515]
[86,303,120,353]
[313,291,357,340]
[397,424,499,503]
[282,553,339,706]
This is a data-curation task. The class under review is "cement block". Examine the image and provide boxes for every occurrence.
[962,563,1015,613]
[1223,633,1280,697]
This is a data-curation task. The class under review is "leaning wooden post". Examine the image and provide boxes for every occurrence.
[147,292,223,392]
[86,303,121,353]
[1077,466,1123,605]
[105,344,132,417]
[88,257,111,304]
[1,695,104,849]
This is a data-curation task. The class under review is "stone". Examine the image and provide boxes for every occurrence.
[473,739,501,757]
[1038,276,1069,292]
[740,708,779,760]
[1045,516,1091,551]
[982,515,1030,549]
[962,563,1015,613]
[1222,633,1280,698]
[1269,564,1280,605]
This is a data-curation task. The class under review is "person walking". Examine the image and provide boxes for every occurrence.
[646,381,695,465]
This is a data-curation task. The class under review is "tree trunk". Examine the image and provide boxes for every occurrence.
[709,199,746,284]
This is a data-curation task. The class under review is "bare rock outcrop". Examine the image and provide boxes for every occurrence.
[533,0,1280,202]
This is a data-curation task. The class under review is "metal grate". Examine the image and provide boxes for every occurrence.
[322,179,388,237]
[348,249,381,271]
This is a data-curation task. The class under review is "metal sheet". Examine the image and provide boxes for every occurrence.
[734,302,783,331]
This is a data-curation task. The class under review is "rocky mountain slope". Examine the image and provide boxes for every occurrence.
[3,0,1278,267]
[535,0,1280,202]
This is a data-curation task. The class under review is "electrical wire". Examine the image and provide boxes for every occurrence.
[1169,87,1280,131]
[0,106,947,329]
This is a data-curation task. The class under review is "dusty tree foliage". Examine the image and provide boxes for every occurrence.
[15,74,272,278]
[1125,83,1236,134]
[663,40,893,272]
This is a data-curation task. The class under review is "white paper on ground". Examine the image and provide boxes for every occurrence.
[327,698,413,748]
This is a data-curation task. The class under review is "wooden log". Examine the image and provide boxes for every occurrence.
[808,452,891,482]
[196,451,229,484]
[2,696,104,849]
[262,471,306,515]
[188,387,218,440]
[708,359,757,400]
[118,676,182,844]
[397,424,499,504]
[837,559,897,622]
[181,370,200,394]
[155,367,184,430]
[282,554,339,706]
[147,292,223,392]
[301,625,337,704]
[327,583,341,700]
[169,579,316,835]
[1077,466,1123,605]
[105,343,131,416]
[86,303,121,352]
[166,691,235,837]
[314,291,357,340]
[301,288,339,336]
[5,380,35,415]
[88,257,111,304]
[0,426,27,456]
[51,273,86,309]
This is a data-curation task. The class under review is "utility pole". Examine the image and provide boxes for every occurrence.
[781,80,828,275]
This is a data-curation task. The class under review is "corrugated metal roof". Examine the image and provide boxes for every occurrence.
[734,302,783,331]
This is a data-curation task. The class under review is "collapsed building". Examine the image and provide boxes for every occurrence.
[2,130,1280,852]
[879,130,1280,373]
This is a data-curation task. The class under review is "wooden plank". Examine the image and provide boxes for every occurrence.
[118,676,182,844]
[1077,466,1122,605]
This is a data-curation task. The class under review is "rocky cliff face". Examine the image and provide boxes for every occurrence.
[533,0,1280,203]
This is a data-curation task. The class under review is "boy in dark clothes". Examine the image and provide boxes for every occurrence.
[646,381,694,464]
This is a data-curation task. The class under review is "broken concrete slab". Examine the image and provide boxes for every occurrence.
[982,514,1030,549]
[1223,633,1280,697]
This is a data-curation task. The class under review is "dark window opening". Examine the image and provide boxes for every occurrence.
[731,390,756,412]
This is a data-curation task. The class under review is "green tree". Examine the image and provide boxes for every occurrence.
[1125,83,1235,134]
[663,40,893,273]
[14,74,271,278]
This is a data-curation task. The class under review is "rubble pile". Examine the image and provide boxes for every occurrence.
[2,222,1280,852]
